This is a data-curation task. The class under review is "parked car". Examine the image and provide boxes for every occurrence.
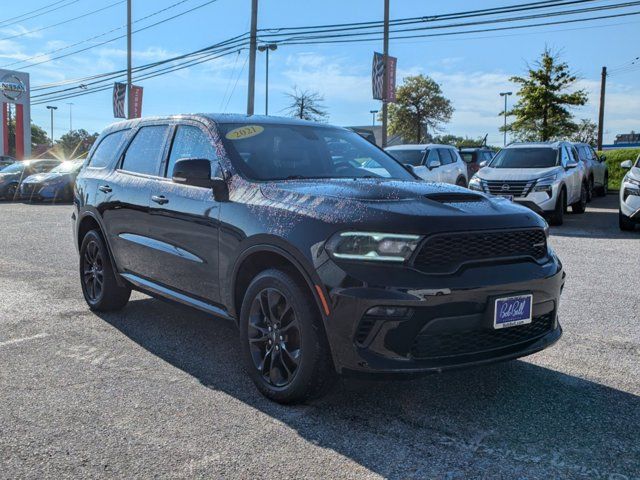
[73,114,564,403]
[469,142,588,226]
[619,155,640,231]
[0,159,61,200]
[572,142,609,199]
[18,160,83,202]
[0,155,16,169]
[459,147,495,178]
[385,144,468,186]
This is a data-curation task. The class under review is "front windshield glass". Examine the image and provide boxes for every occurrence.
[386,149,425,166]
[489,148,559,168]
[50,161,82,174]
[218,123,412,181]
[0,162,25,173]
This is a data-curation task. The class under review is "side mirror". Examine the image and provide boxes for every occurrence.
[427,159,441,170]
[565,161,578,169]
[172,158,229,201]
[621,160,633,169]
[479,160,487,168]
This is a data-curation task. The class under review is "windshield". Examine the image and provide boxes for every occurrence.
[50,161,82,174]
[490,148,559,168]
[386,149,425,166]
[459,152,475,163]
[0,162,25,173]
[218,123,412,181]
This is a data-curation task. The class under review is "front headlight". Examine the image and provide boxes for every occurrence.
[325,232,422,262]
[468,176,483,191]
[625,175,640,187]
[535,173,558,187]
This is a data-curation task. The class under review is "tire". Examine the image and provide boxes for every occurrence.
[455,177,467,188]
[79,230,131,311]
[597,174,609,197]
[586,176,594,202]
[548,187,566,226]
[239,268,335,404]
[5,183,17,201]
[571,182,587,214]
[619,209,636,231]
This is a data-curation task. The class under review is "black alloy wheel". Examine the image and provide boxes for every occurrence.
[82,239,104,302]
[248,287,301,388]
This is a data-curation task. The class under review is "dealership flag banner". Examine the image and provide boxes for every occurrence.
[372,52,397,102]
[112,82,126,118]
[130,85,143,119]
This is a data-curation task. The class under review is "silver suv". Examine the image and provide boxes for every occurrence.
[385,144,469,187]
[619,155,640,231]
[469,142,588,225]
[572,142,609,199]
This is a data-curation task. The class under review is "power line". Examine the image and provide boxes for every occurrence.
[0,0,79,28]
[0,0,125,42]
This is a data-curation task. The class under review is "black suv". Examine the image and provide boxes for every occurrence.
[73,114,564,403]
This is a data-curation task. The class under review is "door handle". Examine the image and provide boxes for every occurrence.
[98,185,112,193]
[151,195,169,205]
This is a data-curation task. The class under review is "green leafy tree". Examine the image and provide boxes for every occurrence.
[432,134,488,148]
[54,129,99,159]
[570,118,598,146]
[503,48,588,141]
[284,87,328,122]
[31,123,49,148]
[387,74,453,143]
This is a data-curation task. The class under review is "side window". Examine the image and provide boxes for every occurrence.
[166,125,218,177]
[589,147,599,162]
[569,146,579,164]
[426,149,440,166]
[88,130,128,168]
[121,125,170,176]
[560,146,570,167]
[438,149,453,165]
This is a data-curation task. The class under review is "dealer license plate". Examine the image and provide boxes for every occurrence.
[494,294,533,329]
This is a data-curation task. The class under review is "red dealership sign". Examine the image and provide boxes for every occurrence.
[129,85,143,119]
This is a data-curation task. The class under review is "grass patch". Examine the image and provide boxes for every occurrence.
[597,148,640,190]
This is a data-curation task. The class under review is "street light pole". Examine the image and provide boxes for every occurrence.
[499,91,512,147]
[370,109,378,127]
[258,43,277,115]
[66,102,74,132]
[46,106,58,147]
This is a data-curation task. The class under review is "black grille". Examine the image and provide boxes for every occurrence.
[354,316,378,345]
[413,229,547,274]
[482,180,534,197]
[411,312,554,360]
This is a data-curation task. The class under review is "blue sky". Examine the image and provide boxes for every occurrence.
[1,0,639,145]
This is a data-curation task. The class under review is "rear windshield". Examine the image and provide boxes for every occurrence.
[490,148,559,168]
[217,123,412,181]
[386,149,425,166]
[459,152,475,163]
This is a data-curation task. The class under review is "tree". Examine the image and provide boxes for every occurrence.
[31,123,49,148]
[432,134,488,148]
[284,87,328,121]
[54,129,99,159]
[387,74,453,143]
[503,48,588,142]
[570,119,597,146]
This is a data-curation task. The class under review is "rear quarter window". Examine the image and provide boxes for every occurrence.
[88,130,129,169]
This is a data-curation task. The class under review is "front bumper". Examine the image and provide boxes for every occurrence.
[471,181,560,214]
[318,255,564,375]
[18,183,68,202]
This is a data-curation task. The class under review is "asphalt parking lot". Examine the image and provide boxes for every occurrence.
[0,194,638,479]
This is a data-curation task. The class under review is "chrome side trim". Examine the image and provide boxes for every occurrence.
[120,273,232,320]
[119,233,203,263]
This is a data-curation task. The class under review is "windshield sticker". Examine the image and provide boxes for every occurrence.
[225,125,264,140]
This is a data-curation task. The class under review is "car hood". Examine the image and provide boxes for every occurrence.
[254,178,544,232]
[477,166,562,181]
[22,172,73,184]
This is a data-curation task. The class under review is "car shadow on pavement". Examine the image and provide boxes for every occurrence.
[96,297,640,478]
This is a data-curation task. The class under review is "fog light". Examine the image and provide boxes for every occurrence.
[365,306,413,318]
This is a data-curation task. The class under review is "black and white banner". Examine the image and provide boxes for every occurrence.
[112,82,126,118]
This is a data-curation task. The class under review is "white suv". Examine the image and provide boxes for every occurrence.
[619,155,640,231]
[385,144,468,187]
[469,142,588,225]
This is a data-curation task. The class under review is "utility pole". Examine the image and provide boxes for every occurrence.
[597,66,607,151]
[126,0,132,119]
[46,106,57,147]
[381,0,390,147]
[247,0,258,115]
[499,91,512,147]
[258,43,277,115]
[370,109,378,127]
[66,102,73,132]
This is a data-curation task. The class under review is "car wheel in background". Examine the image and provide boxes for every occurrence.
[619,209,636,231]
[549,187,566,226]
[79,230,131,311]
[586,177,594,202]
[571,182,587,214]
[456,177,467,188]
[5,184,17,201]
[239,268,335,404]
[597,174,609,197]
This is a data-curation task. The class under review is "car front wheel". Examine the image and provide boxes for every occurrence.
[549,188,566,226]
[239,268,335,404]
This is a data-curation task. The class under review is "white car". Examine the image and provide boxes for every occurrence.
[385,144,468,187]
[572,142,609,199]
[469,142,588,226]
[619,155,640,231]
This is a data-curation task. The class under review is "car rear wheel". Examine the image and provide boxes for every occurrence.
[597,174,609,197]
[619,209,636,231]
[586,177,594,202]
[455,177,467,188]
[239,268,335,404]
[549,187,566,226]
[79,230,131,311]
[571,182,587,214]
